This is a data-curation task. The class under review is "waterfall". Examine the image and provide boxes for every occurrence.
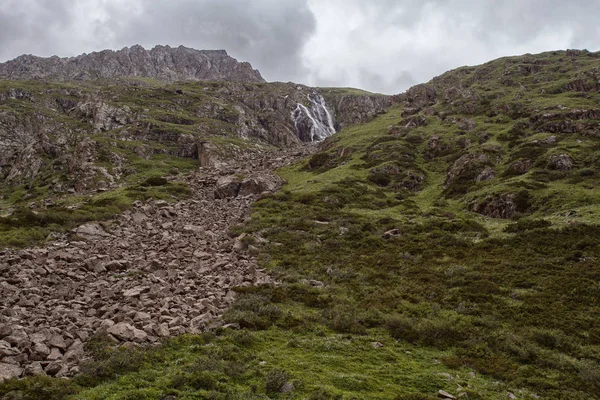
[291,93,337,142]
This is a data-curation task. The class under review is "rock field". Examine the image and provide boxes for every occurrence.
[0,146,312,381]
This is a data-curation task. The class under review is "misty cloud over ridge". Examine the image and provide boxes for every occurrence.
[1,0,599,94]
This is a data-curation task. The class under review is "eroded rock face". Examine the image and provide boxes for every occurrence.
[324,94,391,130]
[0,45,265,83]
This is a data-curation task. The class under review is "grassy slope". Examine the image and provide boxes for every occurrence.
[2,50,600,399]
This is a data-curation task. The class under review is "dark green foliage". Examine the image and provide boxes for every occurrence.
[504,219,551,233]
[224,294,283,329]
[140,176,168,186]
[264,369,290,393]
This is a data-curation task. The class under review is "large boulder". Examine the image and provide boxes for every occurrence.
[549,154,574,171]
[214,176,242,199]
[0,362,22,382]
[107,323,148,342]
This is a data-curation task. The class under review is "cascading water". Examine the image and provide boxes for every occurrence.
[291,93,337,142]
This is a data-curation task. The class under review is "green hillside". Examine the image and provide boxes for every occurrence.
[2,50,600,399]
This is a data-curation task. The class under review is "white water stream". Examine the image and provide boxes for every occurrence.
[291,93,337,142]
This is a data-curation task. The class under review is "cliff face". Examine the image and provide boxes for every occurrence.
[322,91,391,129]
[0,45,265,83]
[0,80,390,195]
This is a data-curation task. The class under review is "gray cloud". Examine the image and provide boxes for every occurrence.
[0,0,599,94]
[104,0,316,83]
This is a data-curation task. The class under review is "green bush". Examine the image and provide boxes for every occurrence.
[504,219,551,233]
[141,176,168,186]
[265,369,290,393]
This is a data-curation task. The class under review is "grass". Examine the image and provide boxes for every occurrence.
[2,49,600,399]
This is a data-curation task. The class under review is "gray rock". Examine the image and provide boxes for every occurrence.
[0,362,23,381]
[75,223,111,240]
[475,166,496,182]
[44,362,63,376]
[549,153,574,171]
[48,334,67,350]
[123,286,150,298]
[46,347,63,361]
[23,361,45,376]
[214,176,242,199]
[0,324,12,339]
[107,323,148,342]
[438,390,456,399]
[33,342,51,358]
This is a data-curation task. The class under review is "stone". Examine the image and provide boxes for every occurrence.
[383,229,402,239]
[107,322,148,342]
[506,159,532,176]
[457,118,476,131]
[475,166,496,182]
[75,223,111,239]
[371,342,384,349]
[438,390,456,399]
[24,361,45,376]
[44,362,63,376]
[233,234,248,252]
[0,340,18,357]
[549,154,574,171]
[238,178,271,196]
[0,362,23,381]
[0,324,12,339]
[134,312,152,322]
[470,193,520,219]
[214,176,242,199]
[155,323,170,337]
[63,339,85,362]
[183,225,204,234]
[4,330,29,347]
[104,260,125,272]
[123,286,150,298]
[193,250,211,259]
[48,334,67,350]
[33,342,51,358]
[47,347,63,361]
[280,381,295,393]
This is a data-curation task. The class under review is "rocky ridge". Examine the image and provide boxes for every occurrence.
[0,145,314,381]
[0,45,265,83]
[0,80,389,194]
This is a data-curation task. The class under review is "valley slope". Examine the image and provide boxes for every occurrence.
[1,49,600,399]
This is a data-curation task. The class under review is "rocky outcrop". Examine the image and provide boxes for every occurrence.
[444,153,493,189]
[470,194,518,219]
[324,94,391,129]
[0,146,310,379]
[549,153,574,171]
[0,81,386,189]
[0,45,265,83]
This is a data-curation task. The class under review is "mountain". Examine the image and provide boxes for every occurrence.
[0,45,265,83]
[0,47,388,249]
[1,49,600,399]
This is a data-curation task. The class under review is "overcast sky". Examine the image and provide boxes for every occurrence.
[1,0,599,94]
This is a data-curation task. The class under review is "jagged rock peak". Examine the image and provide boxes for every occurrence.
[0,45,265,83]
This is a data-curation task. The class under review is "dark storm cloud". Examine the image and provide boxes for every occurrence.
[0,1,599,94]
